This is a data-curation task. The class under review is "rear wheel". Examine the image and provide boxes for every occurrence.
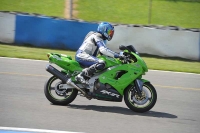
[44,76,78,105]
[124,82,157,113]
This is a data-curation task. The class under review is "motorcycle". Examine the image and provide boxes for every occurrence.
[44,45,157,113]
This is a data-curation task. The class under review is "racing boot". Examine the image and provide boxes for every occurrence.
[75,64,97,84]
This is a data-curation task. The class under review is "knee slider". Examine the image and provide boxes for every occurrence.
[95,61,105,70]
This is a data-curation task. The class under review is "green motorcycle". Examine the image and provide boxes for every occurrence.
[44,45,157,113]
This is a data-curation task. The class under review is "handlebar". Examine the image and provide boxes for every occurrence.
[119,52,136,64]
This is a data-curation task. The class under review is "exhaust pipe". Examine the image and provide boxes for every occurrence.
[67,79,91,100]
[66,78,87,96]
[46,64,68,82]
[46,64,91,99]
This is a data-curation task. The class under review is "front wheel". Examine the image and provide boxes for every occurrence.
[44,76,78,105]
[124,82,157,113]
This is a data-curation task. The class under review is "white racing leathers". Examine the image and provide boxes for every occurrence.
[75,31,119,68]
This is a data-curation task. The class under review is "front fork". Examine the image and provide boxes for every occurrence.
[134,79,150,97]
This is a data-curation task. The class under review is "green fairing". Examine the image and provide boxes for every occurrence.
[98,55,122,67]
[97,52,148,95]
[123,50,148,72]
[133,52,148,72]
[48,53,82,72]
[99,63,143,95]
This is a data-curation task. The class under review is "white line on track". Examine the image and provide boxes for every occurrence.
[0,57,48,62]
[0,127,84,133]
[0,72,49,77]
[149,69,200,75]
[0,56,199,75]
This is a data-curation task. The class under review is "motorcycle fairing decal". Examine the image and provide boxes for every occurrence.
[100,90,120,98]
[93,81,123,102]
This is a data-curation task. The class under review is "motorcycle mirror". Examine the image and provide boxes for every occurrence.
[119,45,126,51]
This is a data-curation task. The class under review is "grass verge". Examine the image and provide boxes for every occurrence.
[0,0,65,18]
[0,44,199,74]
[0,0,199,28]
[76,0,200,28]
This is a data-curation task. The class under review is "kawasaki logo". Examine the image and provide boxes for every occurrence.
[100,90,120,98]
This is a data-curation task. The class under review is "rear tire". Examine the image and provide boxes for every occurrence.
[124,82,157,113]
[44,76,78,105]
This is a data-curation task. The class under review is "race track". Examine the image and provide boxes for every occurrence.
[0,57,200,133]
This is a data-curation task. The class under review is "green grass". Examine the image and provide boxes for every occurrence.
[0,0,199,28]
[76,0,200,28]
[0,44,200,74]
[151,0,200,28]
[0,44,75,60]
[142,56,200,74]
[0,0,65,18]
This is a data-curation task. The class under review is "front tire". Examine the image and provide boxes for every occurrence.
[44,76,78,105]
[124,82,157,113]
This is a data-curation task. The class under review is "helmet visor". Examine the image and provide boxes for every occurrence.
[108,29,114,41]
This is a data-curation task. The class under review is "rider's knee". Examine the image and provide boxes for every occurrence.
[96,60,105,70]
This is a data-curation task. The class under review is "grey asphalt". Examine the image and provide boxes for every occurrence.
[0,57,200,133]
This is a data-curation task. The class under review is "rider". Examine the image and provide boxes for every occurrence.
[75,22,121,84]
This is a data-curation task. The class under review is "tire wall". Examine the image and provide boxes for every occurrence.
[108,25,200,61]
[0,12,15,43]
[0,12,199,61]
